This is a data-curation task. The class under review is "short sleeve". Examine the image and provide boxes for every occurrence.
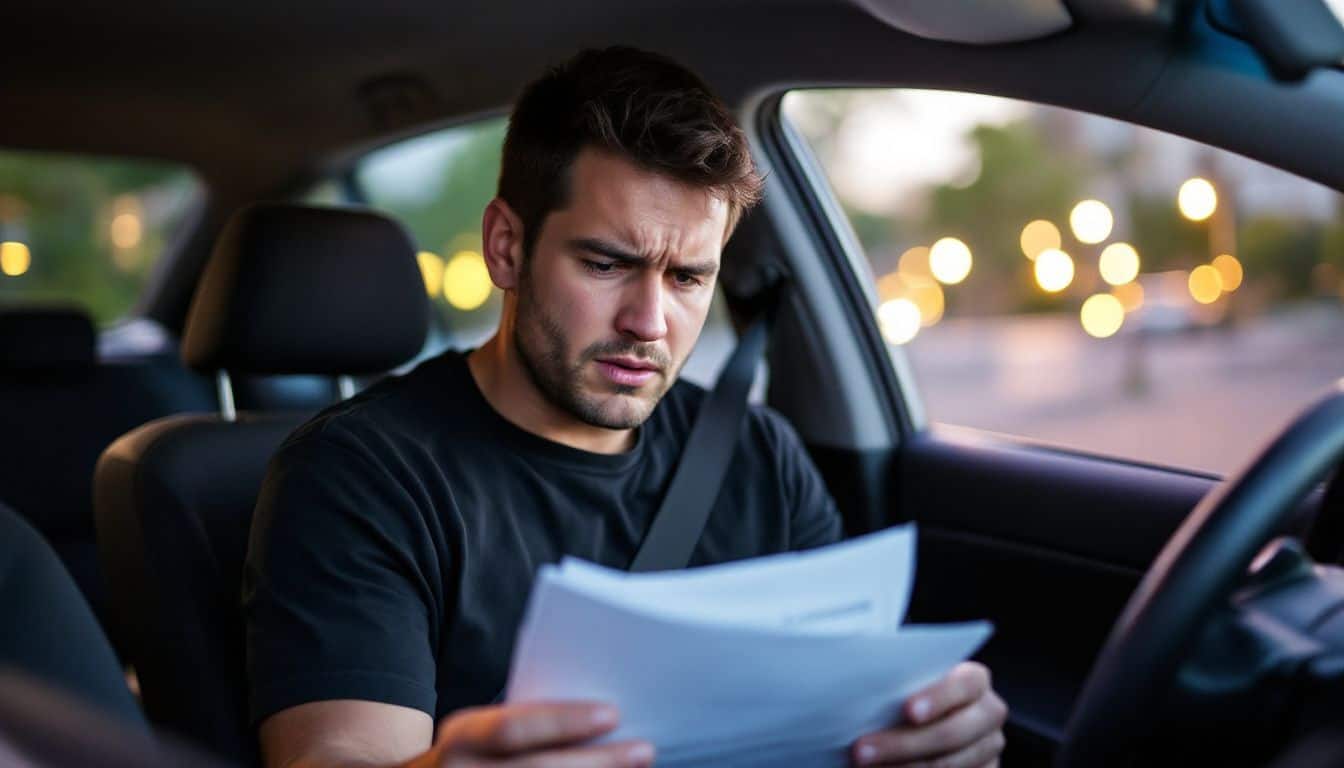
[243,432,442,725]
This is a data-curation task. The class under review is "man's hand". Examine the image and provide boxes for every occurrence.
[851,662,1007,767]
[419,701,655,768]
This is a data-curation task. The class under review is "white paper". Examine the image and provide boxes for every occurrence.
[504,525,992,766]
[555,523,915,634]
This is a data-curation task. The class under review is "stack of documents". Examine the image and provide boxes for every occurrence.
[505,525,992,767]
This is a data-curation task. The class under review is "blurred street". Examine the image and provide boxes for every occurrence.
[905,303,1344,474]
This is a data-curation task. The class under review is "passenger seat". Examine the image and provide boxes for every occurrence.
[94,203,428,765]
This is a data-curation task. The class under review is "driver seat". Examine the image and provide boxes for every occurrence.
[94,203,428,765]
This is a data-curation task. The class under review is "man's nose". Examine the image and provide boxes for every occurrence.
[615,274,668,342]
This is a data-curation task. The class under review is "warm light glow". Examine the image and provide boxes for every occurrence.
[876,272,944,327]
[1178,177,1218,222]
[1112,281,1145,312]
[443,250,493,310]
[1019,219,1061,260]
[877,298,922,345]
[929,237,972,285]
[1069,200,1113,244]
[1188,265,1223,304]
[0,241,30,276]
[1081,293,1125,339]
[907,276,945,327]
[876,272,903,304]
[897,246,931,277]
[1212,253,1243,291]
[417,251,445,298]
[110,212,142,249]
[1034,248,1075,293]
[1099,242,1140,286]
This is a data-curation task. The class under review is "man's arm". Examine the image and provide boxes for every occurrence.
[260,700,431,768]
[248,434,653,768]
[259,699,654,768]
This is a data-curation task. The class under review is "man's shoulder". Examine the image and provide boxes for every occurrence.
[277,349,468,461]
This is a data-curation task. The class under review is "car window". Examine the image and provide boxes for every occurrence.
[783,89,1344,475]
[0,150,201,325]
[346,119,742,387]
[355,118,509,351]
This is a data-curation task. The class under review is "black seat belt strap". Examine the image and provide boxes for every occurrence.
[629,289,779,573]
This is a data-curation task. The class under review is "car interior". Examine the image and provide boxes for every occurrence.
[3,0,1344,766]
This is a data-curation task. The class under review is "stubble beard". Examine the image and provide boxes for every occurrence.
[512,271,676,431]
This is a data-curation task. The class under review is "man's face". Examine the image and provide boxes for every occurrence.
[512,148,728,431]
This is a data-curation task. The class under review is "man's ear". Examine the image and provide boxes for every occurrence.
[481,197,527,291]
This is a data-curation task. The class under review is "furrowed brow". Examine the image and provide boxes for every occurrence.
[569,237,648,266]
[569,237,719,277]
[675,259,720,277]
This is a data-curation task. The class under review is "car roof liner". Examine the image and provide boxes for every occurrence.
[847,0,1162,44]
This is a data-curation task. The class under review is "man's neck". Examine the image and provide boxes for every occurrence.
[467,334,637,455]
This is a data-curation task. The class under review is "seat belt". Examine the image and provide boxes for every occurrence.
[628,287,779,572]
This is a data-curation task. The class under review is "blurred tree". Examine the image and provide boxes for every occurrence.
[1239,217,1324,300]
[0,151,196,325]
[919,122,1086,315]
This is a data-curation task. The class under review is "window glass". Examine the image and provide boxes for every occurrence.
[353,119,741,385]
[0,150,201,325]
[784,89,1344,474]
[357,119,509,350]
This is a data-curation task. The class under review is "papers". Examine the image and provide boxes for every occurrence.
[504,525,992,767]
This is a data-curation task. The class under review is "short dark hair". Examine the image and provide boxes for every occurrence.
[499,46,763,255]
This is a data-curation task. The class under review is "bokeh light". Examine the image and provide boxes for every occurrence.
[1069,200,1113,244]
[1188,265,1223,304]
[1111,281,1145,312]
[0,241,30,276]
[1178,177,1217,222]
[877,298,922,345]
[929,237,972,285]
[443,250,493,310]
[898,245,931,277]
[110,212,142,250]
[1034,248,1075,293]
[1212,253,1243,292]
[1080,293,1125,338]
[877,272,944,327]
[417,251,445,298]
[1020,220,1061,260]
[908,277,945,327]
[1098,242,1140,286]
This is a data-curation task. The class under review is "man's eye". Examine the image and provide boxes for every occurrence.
[673,271,702,287]
[584,260,618,275]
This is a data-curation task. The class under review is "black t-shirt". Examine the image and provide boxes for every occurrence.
[243,350,842,725]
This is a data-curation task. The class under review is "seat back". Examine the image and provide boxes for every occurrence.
[0,307,216,628]
[95,203,427,765]
[96,415,304,764]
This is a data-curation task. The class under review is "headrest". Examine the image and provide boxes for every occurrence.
[0,306,96,373]
[182,203,429,376]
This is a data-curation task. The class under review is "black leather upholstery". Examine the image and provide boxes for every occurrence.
[97,415,304,764]
[0,306,95,371]
[0,503,146,730]
[182,203,428,376]
[0,307,217,632]
[95,203,427,765]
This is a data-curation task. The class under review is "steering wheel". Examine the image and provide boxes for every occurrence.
[1056,381,1344,766]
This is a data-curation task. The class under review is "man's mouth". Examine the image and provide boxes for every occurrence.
[595,356,661,387]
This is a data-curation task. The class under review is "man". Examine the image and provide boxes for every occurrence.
[245,47,1006,768]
